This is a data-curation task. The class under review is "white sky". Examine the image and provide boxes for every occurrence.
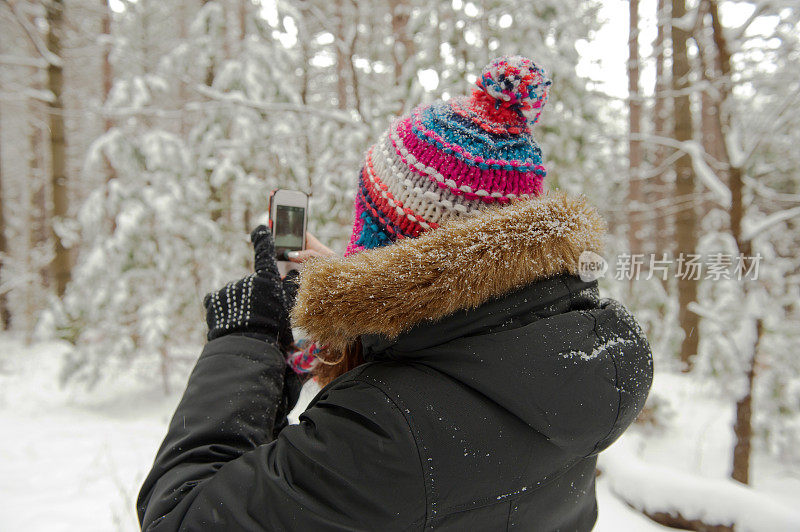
[577,0,639,99]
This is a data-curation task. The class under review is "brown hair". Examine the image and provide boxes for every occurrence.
[312,340,365,388]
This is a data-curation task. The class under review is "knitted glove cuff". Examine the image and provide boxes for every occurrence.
[203,226,293,349]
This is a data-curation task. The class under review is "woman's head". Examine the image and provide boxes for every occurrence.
[310,56,553,386]
[344,55,552,256]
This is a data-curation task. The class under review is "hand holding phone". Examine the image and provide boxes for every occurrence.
[269,189,308,276]
[284,232,336,263]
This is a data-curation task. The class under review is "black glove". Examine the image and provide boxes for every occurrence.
[203,226,293,349]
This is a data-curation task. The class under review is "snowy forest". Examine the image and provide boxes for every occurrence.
[0,0,799,530]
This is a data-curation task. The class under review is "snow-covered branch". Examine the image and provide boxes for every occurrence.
[0,86,54,103]
[730,1,773,42]
[738,90,800,169]
[630,134,732,207]
[193,85,357,125]
[745,176,800,203]
[683,141,732,208]
[671,9,697,32]
[743,206,800,241]
[0,0,63,68]
[0,53,46,69]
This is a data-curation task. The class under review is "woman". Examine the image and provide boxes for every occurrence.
[137,56,653,531]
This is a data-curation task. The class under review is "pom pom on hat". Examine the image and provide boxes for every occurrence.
[473,55,552,130]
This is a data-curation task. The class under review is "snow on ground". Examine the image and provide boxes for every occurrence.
[0,334,185,532]
[1,333,799,531]
[627,372,800,511]
[598,371,800,531]
[594,478,674,532]
[601,435,800,531]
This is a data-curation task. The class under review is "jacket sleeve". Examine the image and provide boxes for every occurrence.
[137,336,426,531]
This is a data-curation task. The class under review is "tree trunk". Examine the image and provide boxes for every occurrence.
[46,0,71,298]
[672,0,699,371]
[238,0,249,46]
[707,0,732,135]
[296,3,314,193]
[388,0,413,114]
[653,0,671,257]
[346,1,364,121]
[731,318,761,484]
[101,0,118,235]
[179,1,189,135]
[479,0,490,66]
[203,0,217,87]
[627,0,643,256]
[239,0,251,235]
[726,83,756,487]
[0,103,10,330]
[31,109,49,290]
[700,91,724,163]
[696,3,726,216]
[160,347,171,395]
[388,0,411,83]
[705,0,758,485]
[101,0,113,133]
[335,0,348,111]
[28,84,49,333]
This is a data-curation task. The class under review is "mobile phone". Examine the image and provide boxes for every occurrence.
[269,189,308,274]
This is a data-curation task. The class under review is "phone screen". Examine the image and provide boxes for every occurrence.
[274,205,305,257]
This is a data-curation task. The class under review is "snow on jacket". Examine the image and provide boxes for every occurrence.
[137,191,653,531]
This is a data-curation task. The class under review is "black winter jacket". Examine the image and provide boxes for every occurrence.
[138,192,653,531]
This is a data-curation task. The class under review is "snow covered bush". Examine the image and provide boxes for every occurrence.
[53,125,231,388]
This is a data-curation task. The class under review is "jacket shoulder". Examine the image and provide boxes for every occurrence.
[590,299,653,452]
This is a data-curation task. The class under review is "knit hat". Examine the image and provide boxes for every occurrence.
[344,55,552,256]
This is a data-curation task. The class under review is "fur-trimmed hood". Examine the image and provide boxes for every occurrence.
[291,191,607,350]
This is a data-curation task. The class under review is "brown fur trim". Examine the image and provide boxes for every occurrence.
[291,191,607,350]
